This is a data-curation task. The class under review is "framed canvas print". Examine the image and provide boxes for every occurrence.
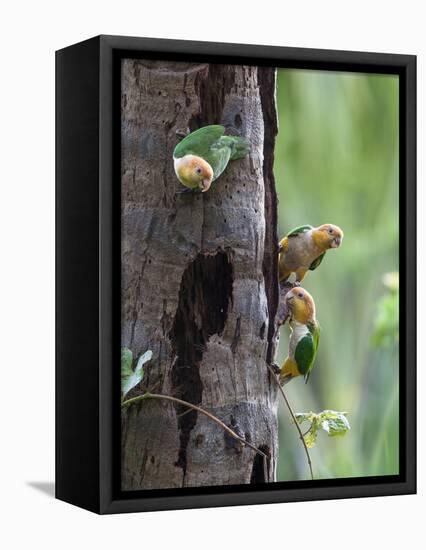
[56,35,416,514]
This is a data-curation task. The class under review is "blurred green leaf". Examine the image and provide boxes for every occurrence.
[121,347,152,399]
[304,429,318,449]
[373,272,399,348]
[294,412,316,424]
[383,271,399,292]
[295,410,351,448]
[320,410,351,437]
[121,347,133,377]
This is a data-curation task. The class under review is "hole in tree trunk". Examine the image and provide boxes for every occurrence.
[170,250,234,475]
[250,445,270,484]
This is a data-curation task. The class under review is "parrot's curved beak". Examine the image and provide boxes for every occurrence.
[331,236,342,248]
[200,179,212,192]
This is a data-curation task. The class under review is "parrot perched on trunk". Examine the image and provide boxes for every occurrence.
[173,125,249,193]
[276,287,320,385]
[279,224,344,283]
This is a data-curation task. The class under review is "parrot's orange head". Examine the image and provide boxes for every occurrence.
[286,287,316,324]
[313,224,344,250]
[175,155,214,192]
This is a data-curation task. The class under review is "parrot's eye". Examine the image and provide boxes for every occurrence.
[196,167,202,175]
[328,228,334,234]
[298,292,304,299]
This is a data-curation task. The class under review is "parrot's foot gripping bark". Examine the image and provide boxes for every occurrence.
[277,282,294,326]
[277,305,288,326]
[271,360,293,385]
[270,363,281,376]
[280,281,293,290]
[175,128,190,140]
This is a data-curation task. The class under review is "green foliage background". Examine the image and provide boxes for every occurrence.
[274,69,399,480]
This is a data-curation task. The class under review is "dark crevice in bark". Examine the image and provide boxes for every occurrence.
[190,64,236,129]
[170,251,234,476]
[250,445,271,484]
[258,67,279,366]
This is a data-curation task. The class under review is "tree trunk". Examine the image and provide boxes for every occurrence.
[121,59,279,490]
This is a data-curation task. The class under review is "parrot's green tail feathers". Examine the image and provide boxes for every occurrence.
[220,135,250,160]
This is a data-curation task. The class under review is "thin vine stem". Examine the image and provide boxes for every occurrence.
[302,425,313,438]
[266,364,314,480]
[122,392,268,460]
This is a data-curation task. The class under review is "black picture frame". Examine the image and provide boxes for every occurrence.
[56,35,416,514]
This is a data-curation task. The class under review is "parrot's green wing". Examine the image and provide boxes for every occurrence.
[295,324,320,383]
[205,141,232,180]
[309,251,326,271]
[173,125,225,159]
[207,135,249,179]
[287,224,314,238]
[173,125,248,181]
[311,322,320,352]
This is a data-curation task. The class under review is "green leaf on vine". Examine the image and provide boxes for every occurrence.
[295,410,350,448]
[121,347,152,399]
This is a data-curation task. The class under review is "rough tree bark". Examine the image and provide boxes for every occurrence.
[121,59,279,490]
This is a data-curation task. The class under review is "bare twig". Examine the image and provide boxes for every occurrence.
[122,392,268,460]
[176,407,194,419]
[266,363,314,480]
